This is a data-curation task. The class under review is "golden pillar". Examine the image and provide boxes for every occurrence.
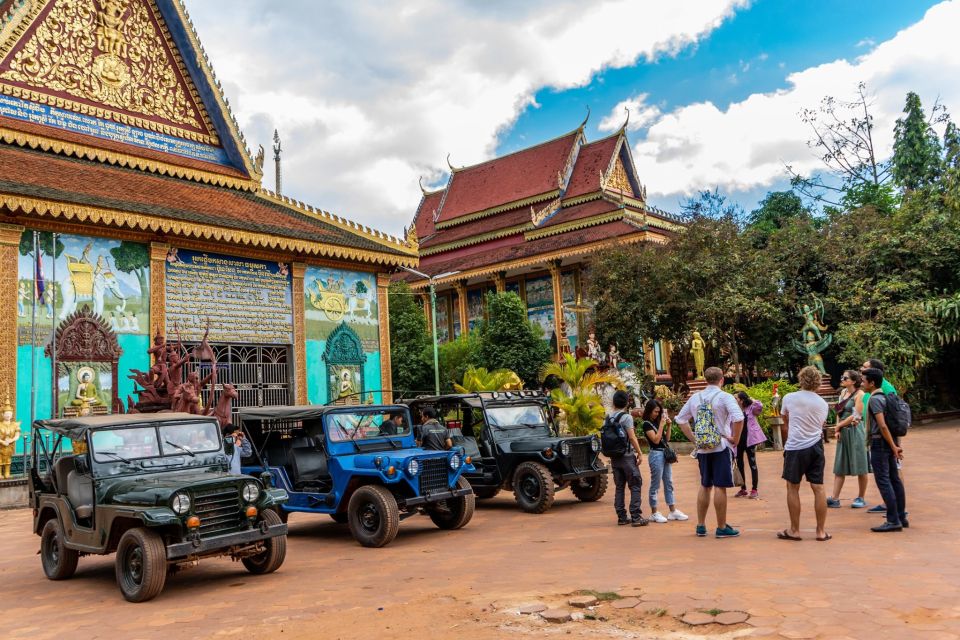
[492,272,506,293]
[547,260,564,359]
[421,291,433,333]
[148,242,168,342]
[0,224,24,412]
[292,263,308,404]
[454,281,468,336]
[376,273,393,403]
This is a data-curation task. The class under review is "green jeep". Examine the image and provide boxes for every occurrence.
[29,413,289,602]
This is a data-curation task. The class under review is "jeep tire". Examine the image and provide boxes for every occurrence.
[40,518,78,580]
[472,486,501,500]
[570,473,609,502]
[242,509,287,575]
[272,507,289,524]
[512,461,556,513]
[115,528,167,602]
[347,485,400,548]
[428,476,475,529]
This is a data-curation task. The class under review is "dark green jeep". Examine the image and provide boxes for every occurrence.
[29,413,289,602]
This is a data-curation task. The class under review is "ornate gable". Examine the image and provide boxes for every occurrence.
[602,157,633,196]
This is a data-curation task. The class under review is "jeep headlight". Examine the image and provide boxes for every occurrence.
[242,482,260,503]
[407,459,420,476]
[449,453,461,470]
[171,492,191,515]
[591,436,601,453]
[560,441,571,456]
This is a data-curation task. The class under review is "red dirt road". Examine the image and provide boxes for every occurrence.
[2,422,959,639]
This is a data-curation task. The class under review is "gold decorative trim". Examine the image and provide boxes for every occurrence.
[434,189,560,230]
[561,191,603,207]
[0,223,24,416]
[149,241,168,341]
[524,210,626,241]
[376,273,393,404]
[0,126,258,190]
[530,197,562,227]
[454,281,468,336]
[547,260,564,360]
[420,222,532,256]
[292,262,307,404]
[0,193,418,268]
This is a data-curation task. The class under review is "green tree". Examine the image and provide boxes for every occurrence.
[387,281,432,396]
[109,241,149,298]
[747,191,809,246]
[438,331,480,393]
[891,92,942,191]
[477,292,551,387]
[943,121,960,171]
[19,230,64,259]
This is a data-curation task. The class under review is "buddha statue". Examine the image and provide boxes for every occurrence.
[0,394,21,479]
[71,368,101,407]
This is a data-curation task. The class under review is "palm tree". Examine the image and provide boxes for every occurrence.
[453,366,523,393]
[540,354,624,436]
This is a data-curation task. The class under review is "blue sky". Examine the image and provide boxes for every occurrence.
[192,0,960,234]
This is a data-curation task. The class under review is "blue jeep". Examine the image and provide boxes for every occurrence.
[236,404,475,547]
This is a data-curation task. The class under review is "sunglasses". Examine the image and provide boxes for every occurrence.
[840,375,850,381]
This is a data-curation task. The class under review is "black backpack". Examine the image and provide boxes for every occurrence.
[600,412,628,458]
[883,392,912,438]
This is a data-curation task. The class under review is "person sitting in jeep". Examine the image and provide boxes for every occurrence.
[380,411,406,436]
[420,407,453,451]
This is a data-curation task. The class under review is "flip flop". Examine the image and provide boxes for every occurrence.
[816,534,833,542]
[777,530,802,541]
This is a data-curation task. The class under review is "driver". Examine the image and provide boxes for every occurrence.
[419,407,453,451]
[380,411,405,436]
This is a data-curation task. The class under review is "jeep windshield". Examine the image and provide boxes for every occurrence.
[90,421,222,465]
[325,411,411,442]
[486,404,552,438]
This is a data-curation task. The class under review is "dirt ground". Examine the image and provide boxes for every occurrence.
[2,421,960,640]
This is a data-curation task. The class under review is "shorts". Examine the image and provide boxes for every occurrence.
[782,441,825,485]
[698,449,734,488]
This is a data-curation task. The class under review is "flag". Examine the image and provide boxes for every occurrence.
[34,242,46,302]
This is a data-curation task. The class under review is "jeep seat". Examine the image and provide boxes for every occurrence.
[290,437,328,482]
[67,470,94,519]
[53,456,75,495]
[451,433,482,461]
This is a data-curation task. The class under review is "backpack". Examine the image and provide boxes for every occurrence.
[883,392,912,438]
[600,412,628,458]
[693,390,724,450]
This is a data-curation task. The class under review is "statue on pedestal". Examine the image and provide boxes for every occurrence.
[0,392,21,479]
[793,297,832,374]
[690,331,706,380]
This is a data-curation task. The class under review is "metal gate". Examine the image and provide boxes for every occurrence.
[184,343,292,413]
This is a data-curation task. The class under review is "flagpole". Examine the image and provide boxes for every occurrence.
[29,231,38,427]
[51,233,57,419]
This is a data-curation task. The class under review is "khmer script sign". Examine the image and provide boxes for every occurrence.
[165,248,293,344]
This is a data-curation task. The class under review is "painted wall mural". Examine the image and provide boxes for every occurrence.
[15,231,150,445]
[303,266,381,405]
[435,295,451,344]
[525,275,555,342]
[561,271,579,349]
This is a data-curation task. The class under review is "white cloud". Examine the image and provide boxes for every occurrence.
[184,0,747,234]
[856,37,876,48]
[598,94,662,132]
[630,1,960,202]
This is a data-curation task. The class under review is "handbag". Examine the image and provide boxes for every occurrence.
[662,439,678,465]
[732,456,744,487]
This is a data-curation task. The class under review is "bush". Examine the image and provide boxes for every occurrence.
[732,379,799,436]
[478,292,552,387]
[438,331,481,394]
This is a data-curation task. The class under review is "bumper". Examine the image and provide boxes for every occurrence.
[404,486,473,507]
[166,522,288,560]
[557,466,609,482]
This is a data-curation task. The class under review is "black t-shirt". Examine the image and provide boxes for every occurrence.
[642,420,666,451]
[381,419,401,436]
[421,420,453,450]
[868,393,888,438]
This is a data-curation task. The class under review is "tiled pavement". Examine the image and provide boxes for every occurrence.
[1,421,959,639]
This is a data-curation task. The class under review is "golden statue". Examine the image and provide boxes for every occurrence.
[71,367,102,407]
[690,331,706,380]
[96,0,129,58]
[0,392,21,479]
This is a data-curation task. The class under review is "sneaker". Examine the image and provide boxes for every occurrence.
[826,497,841,508]
[851,497,867,509]
[749,490,759,499]
[716,524,740,538]
[901,519,910,528]
[631,517,649,527]
[695,524,707,537]
[734,489,748,498]
[668,509,689,521]
[868,504,886,513]
[617,517,630,526]
[871,521,903,533]
[650,512,668,524]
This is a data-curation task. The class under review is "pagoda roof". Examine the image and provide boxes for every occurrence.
[0,144,416,266]
[564,134,621,199]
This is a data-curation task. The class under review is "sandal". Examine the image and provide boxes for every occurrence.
[816,533,833,542]
[777,530,802,541]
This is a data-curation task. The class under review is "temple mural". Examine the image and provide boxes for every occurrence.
[303,266,381,405]
[525,275,555,342]
[15,231,150,443]
[561,271,579,349]
[435,295,451,343]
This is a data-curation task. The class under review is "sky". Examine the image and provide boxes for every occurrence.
[186,0,959,235]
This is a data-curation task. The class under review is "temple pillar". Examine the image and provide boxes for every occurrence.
[548,261,564,359]
[292,263,307,404]
[421,291,433,333]
[492,272,506,293]
[0,224,24,411]
[454,281,468,336]
[377,273,393,403]
[148,242,168,344]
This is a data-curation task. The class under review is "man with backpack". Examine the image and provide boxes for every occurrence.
[603,390,648,527]
[860,358,903,514]
[861,368,909,532]
[675,367,745,538]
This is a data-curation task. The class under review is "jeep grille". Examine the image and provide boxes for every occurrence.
[419,458,449,495]
[568,442,593,472]
[193,486,244,537]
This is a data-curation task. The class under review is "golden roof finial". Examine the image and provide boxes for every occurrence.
[620,106,630,133]
[579,105,591,130]
[418,176,428,195]
[2,385,11,414]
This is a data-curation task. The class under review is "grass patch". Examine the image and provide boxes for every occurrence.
[651,608,667,617]
[575,589,622,601]
[705,608,724,616]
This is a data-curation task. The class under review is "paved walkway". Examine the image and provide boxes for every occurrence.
[2,421,959,639]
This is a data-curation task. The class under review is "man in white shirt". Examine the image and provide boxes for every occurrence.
[676,367,744,539]
[778,365,830,542]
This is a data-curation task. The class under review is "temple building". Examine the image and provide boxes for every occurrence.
[401,116,683,377]
[0,0,417,453]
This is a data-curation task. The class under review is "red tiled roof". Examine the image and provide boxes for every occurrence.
[0,145,407,255]
[435,130,579,224]
[536,199,621,230]
[413,190,444,239]
[420,205,532,249]
[565,134,620,199]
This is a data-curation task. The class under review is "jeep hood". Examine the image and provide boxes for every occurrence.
[503,435,595,454]
[101,470,247,507]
